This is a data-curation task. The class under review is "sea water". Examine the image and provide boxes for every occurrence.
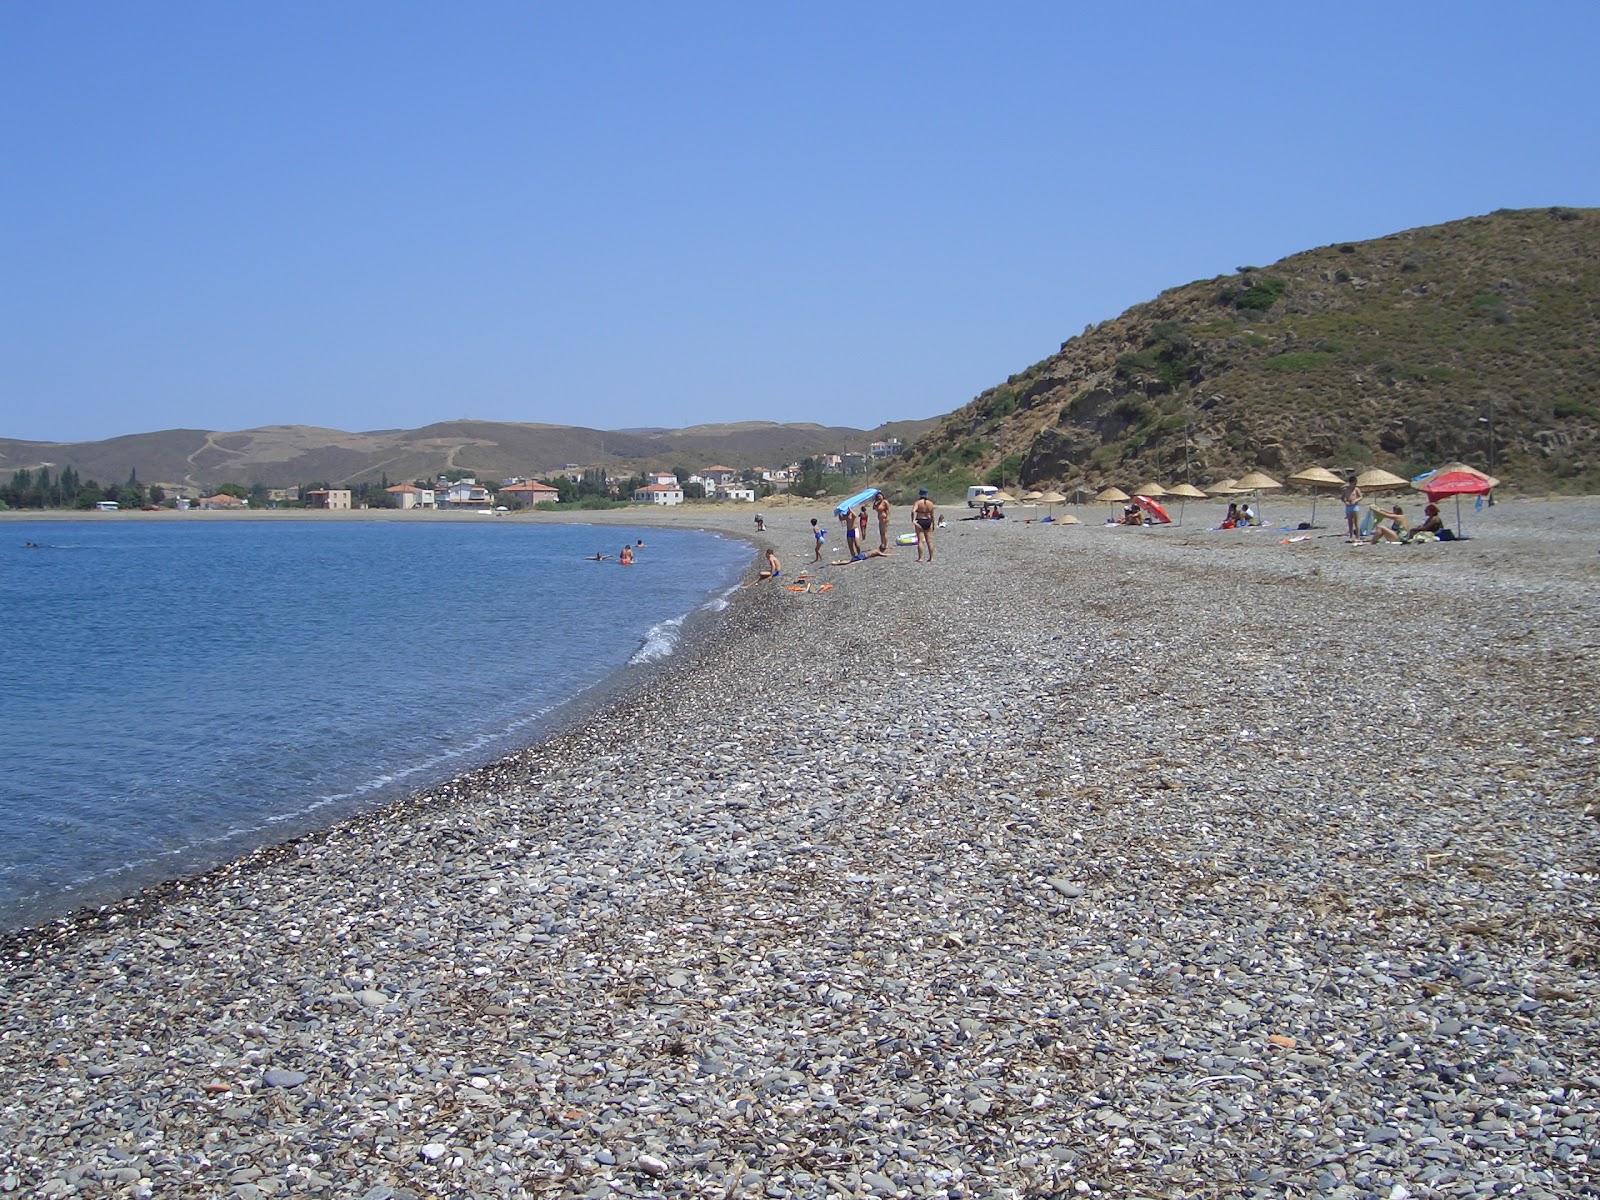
[0,518,750,932]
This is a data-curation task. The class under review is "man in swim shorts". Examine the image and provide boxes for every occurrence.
[913,489,935,562]
[1341,476,1363,543]
[757,547,781,580]
[843,510,862,560]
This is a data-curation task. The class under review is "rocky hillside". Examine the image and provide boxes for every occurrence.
[888,207,1600,495]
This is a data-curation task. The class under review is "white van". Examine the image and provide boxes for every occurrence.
[966,485,998,508]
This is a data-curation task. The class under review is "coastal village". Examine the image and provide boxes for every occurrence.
[142,439,908,512]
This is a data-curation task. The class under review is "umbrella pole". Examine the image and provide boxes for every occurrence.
[1456,494,1464,539]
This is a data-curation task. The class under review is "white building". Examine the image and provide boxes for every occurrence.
[633,482,684,506]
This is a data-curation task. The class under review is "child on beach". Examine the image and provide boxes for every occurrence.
[843,511,862,560]
[811,518,826,561]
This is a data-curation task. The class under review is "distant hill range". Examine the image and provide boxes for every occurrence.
[885,207,1600,495]
[0,418,936,495]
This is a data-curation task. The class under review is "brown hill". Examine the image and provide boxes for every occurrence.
[887,207,1600,496]
[0,418,936,495]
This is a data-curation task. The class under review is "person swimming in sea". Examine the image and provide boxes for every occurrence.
[587,551,609,560]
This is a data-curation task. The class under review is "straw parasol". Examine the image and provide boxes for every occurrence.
[1234,471,1282,491]
[1053,511,1081,525]
[1288,465,1345,527]
[1163,482,1208,525]
[1038,489,1067,519]
[1094,487,1130,503]
[1205,478,1240,497]
[1355,468,1408,491]
[1021,490,1043,502]
[1132,481,1168,497]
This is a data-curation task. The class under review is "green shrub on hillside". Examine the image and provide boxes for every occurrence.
[1265,351,1336,372]
[1221,276,1288,311]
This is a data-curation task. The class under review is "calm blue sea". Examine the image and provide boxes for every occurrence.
[0,518,750,932]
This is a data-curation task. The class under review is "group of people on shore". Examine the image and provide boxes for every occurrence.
[1340,478,1450,544]
[758,489,938,584]
[1361,501,1448,544]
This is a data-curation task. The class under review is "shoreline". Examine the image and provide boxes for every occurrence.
[2,497,1597,1195]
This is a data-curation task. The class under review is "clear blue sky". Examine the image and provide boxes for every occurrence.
[4,2,1597,444]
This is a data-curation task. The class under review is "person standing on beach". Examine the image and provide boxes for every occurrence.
[873,491,891,551]
[1341,476,1363,543]
[811,518,826,561]
[843,510,862,560]
[912,489,935,562]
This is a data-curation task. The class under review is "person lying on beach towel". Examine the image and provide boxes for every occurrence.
[832,547,892,565]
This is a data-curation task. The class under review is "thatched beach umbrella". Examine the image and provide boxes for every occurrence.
[1095,486,1130,503]
[1163,482,1208,525]
[1206,478,1240,497]
[1288,465,1345,527]
[1132,481,1168,498]
[1355,468,1408,492]
[1234,471,1282,492]
[1038,489,1067,518]
[1232,471,1283,522]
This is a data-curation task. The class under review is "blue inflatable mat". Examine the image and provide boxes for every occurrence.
[833,487,880,518]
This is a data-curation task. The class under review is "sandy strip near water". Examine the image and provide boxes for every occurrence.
[1,496,1597,1197]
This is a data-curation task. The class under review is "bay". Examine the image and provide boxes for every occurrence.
[0,517,749,931]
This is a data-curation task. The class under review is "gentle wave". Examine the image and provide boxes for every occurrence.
[631,613,687,664]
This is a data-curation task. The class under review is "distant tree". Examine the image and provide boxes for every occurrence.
[682,481,706,500]
[218,483,250,499]
[670,465,690,485]
[795,458,826,498]
[149,485,166,505]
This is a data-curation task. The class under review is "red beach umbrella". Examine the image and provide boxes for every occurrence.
[1419,471,1493,538]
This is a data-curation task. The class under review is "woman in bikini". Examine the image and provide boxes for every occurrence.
[912,489,935,562]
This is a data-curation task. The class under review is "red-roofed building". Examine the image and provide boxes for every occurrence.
[632,482,684,506]
[499,480,562,509]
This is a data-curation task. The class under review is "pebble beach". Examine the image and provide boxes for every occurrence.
[2,497,1598,1199]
